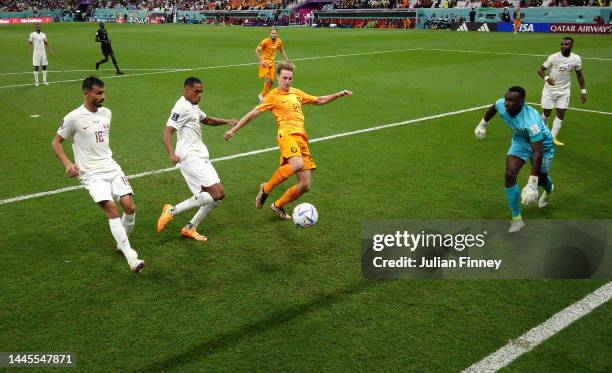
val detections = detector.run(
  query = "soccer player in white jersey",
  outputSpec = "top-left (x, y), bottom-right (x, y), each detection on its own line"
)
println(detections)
top-left (51, 77), bottom-right (145, 273)
top-left (537, 37), bottom-right (587, 146)
top-left (28, 24), bottom-right (54, 86)
top-left (157, 77), bottom-right (238, 241)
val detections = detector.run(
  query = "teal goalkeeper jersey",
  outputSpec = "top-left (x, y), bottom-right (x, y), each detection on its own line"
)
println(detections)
top-left (495, 98), bottom-right (554, 149)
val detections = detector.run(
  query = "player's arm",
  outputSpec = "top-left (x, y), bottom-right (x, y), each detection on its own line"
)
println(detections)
top-left (278, 45), bottom-right (290, 63)
top-left (576, 69), bottom-right (587, 104)
top-left (474, 104), bottom-right (497, 140)
top-left (51, 134), bottom-right (79, 177)
top-left (537, 65), bottom-right (554, 86)
top-left (223, 108), bottom-right (262, 140)
top-left (202, 116), bottom-right (238, 126)
top-left (44, 39), bottom-right (55, 55)
top-left (255, 45), bottom-right (266, 66)
top-left (95, 33), bottom-right (100, 43)
top-left (28, 40), bottom-right (33, 54)
top-left (162, 126), bottom-right (181, 165)
top-left (315, 90), bottom-right (352, 105)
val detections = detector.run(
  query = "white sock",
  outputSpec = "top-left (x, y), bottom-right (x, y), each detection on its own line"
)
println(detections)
top-left (109, 218), bottom-right (138, 261)
top-left (42, 70), bottom-right (47, 82)
top-left (189, 200), bottom-right (221, 227)
top-left (121, 212), bottom-right (135, 234)
top-left (172, 191), bottom-right (214, 215)
top-left (551, 117), bottom-right (563, 137)
top-left (33, 71), bottom-right (39, 83)
top-left (541, 114), bottom-right (548, 125)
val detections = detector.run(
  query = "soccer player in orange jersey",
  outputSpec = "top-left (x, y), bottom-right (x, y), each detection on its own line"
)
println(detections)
top-left (513, 8), bottom-right (522, 34)
top-left (224, 62), bottom-right (352, 220)
top-left (256, 28), bottom-right (291, 103)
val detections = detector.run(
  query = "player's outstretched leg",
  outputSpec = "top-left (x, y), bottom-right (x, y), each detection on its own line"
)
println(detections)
top-left (181, 184), bottom-right (224, 241)
top-left (271, 170), bottom-right (311, 220)
top-left (257, 163), bottom-right (295, 209)
top-left (157, 190), bottom-right (215, 232)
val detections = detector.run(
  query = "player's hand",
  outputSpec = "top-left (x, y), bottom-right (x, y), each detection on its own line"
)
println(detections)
top-left (224, 130), bottom-right (235, 141)
top-left (65, 164), bottom-right (79, 178)
top-left (260, 61), bottom-right (268, 67)
top-left (285, 58), bottom-right (292, 64)
top-left (169, 155), bottom-right (181, 165)
top-left (474, 121), bottom-right (488, 140)
top-left (545, 77), bottom-right (555, 86)
top-left (521, 175), bottom-right (539, 205)
top-left (227, 119), bottom-right (238, 126)
top-left (581, 93), bottom-right (587, 104)
top-left (338, 90), bottom-right (353, 97)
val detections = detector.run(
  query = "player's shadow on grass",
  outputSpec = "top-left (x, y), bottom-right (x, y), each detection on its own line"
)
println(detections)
top-left (139, 280), bottom-right (374, 371)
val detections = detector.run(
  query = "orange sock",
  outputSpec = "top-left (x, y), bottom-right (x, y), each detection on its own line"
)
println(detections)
top-left (275, 185), bottom-right (302, 208)
top-left (263, 164), bottom-right (294, 193)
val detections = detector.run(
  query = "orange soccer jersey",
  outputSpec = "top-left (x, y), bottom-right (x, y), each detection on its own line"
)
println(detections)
top-left (256, 87), bottom-right (318, 138)
top-left (258, 37), bottom-right (282, 64)
top-left (258, 37), bottom-right (282, 80)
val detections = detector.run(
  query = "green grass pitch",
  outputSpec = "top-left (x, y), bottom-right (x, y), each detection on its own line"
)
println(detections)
top-left (0, 23), bottom-right (611, 371)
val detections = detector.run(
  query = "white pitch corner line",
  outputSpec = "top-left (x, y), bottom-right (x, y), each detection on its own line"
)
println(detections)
top-left (0, 103), bottom-right (488, 206)
top-left (463, 281), bottom-right (612, 373)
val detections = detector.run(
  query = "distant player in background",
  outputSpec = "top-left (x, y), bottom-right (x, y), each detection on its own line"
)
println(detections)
top-left (224, 62), bottom-right (352, 220)
top-left (474, 86), bottom-right (555, 233)
top-left (537, 37), bottom-right (587, 146)
top-left (51, 77), bottom-right (145, 272)
top-left (28, 24), bottom-right (54, 86)
top-left (513, 7), bottom-right (522, 34)
top-left (157, 77), bottom-right (238, 241)
top-left (95, 22), bottom-right (124, 75)
top-left (256, 28), bottom-right (291, 103)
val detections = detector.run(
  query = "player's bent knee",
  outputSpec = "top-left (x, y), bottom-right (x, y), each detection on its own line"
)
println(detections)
top-left (100, 201), bottom-right (120, 218)
top-left (298, 183), bottom-right (311, 193)
top-left (42, 65), bottom-right (47, 71)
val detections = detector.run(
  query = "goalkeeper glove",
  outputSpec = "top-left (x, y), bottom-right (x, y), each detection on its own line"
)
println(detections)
top-left (521, 175), bottom-right (539, 205)
top-left (475, 119), bottom-right (488, 140)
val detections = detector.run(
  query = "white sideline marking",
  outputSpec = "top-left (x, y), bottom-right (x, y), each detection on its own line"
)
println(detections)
top-left (528, 102), bottom-right (612, 116)
top-left (0, 68), bottom-right (178, 76)
top-left (0, 48), bottom-right (419, 89)
top-left (0, 103), bottom-right (488, 206)
top-left (418, 48), bottom-right (612, 62)
top-left (463, 281), bottom-right (612, 372)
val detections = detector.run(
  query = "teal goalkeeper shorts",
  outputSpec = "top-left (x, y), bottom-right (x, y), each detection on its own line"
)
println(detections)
top-left (508, 139), bottom-right (554, 174)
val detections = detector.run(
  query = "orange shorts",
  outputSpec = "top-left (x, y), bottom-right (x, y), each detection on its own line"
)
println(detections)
top-left (258, 64), bottom-right (275, 80)
top-left (277, 133), bottom-right (316, 171)
top-left (514, 20), bottom-right (521, 27)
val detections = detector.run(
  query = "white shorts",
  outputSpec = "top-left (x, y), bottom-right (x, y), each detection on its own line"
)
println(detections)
top-left (541, 90), bottom-right (570, 110)
top-left (179, 158), bottom-right (220, 194)
top-left (81, 168), bottom-right (133, 203)
top-left (33, 54), bottom-right (48, 67)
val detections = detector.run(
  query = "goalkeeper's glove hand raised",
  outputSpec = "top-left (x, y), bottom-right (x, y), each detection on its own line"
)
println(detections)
top-left (475, 119), bottom-right (488, 140)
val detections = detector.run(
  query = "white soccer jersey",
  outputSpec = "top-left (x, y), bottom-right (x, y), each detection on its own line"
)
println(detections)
top-left (57, 105), bottom-right (119, 176)
top-left (166, 96), bottom-right (209, 162)
top-left (542, 52), bottom-right (582, 93)
top-left (29, 32), bottom-right (47, 56)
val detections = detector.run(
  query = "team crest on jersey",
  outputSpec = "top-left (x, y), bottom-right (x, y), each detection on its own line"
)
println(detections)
top-left (529, 124), bottom-right (541, 135)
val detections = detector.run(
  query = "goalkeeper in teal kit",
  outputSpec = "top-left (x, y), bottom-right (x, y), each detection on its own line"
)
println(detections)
top-left (474, 86), bottom-right (555, 233)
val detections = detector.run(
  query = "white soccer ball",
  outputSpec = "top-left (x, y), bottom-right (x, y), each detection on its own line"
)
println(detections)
top-left (292, 203), bottom-right (318, 228)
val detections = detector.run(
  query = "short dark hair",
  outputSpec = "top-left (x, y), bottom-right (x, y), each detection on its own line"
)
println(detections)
top-left (270, 28), bottom-right (278, 33)
top-left (184, 77), bottom-right (202, 87)
top-left (563, 36), bottom-right (574, 43)
top-left (82, 76), bottom-right (104, 91)
top-left (508, 86), bottom-right (526, 99)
